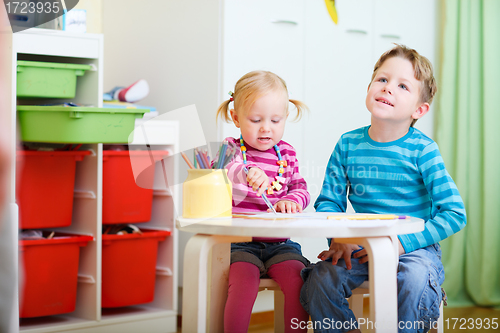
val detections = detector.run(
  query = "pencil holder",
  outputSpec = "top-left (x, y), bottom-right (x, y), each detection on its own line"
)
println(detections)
top-left (182, 169), bottom-right (232, 218)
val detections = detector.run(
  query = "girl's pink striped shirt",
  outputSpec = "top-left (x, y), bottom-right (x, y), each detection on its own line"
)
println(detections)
top-left (222, 137), bottom-right (310, 241)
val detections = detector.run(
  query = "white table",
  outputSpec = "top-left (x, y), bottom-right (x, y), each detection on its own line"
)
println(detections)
top-left (177, 212), bottom-right (424, 333)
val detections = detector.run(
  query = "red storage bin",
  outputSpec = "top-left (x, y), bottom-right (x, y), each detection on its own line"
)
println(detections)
top-left (16, 150), bottom-right (91, 229)
top-left (101, 229), bottom-right (171, 308)
top-left (102, 150), bottom-right (168, 224)
top-left (19, 233), bottom-right (93, 318)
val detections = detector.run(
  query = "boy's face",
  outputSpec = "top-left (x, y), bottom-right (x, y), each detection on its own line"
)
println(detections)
top-left (366, 57), bottom-right (429, 126)
top-left (230, 90), bottom-right (288, 151)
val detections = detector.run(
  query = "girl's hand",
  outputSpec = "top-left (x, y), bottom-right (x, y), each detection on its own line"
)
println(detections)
top-left (271, 200), bottom-right (302, 214)
top-left (317, 241), bottom-right (361, 270)
top-left (246, 167), bottom-right (269, 196)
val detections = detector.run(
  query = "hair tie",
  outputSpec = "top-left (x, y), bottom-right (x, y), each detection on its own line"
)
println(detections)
top-left (228, 91), bottom-right (234, 102)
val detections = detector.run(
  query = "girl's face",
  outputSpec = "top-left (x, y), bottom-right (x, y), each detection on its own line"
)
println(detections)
top-left (231, 90), bottom-right (289, 151)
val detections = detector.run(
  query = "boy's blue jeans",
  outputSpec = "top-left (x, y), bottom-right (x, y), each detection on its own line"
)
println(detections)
top-left (300, 243), bottom-right (444, 333)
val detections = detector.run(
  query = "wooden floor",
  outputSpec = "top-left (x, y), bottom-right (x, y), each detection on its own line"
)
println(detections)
top-left (177, 302), bottom-right (500, 332)
top-left (246, 305), bottom-right (500, 333)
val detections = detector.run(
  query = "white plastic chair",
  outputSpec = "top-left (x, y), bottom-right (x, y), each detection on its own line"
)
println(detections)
top-left (258, 278), bottom-right (285, 333)
top-left (348, 281), bottom-right (444, 333)
top-left (259, 278), bottom-right (444, 333)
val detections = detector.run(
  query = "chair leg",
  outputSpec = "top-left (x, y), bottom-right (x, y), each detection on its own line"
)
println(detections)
top-left (438, 301), bottom-right (444, 333)
top-left (274, 289), bottom-right (285, 333)
top-left (429, 301), bottom-right (444, 333)
top-left (349, 293), bottom-right (444, 333)
top-left (348, 293), bottom-right (365, 322)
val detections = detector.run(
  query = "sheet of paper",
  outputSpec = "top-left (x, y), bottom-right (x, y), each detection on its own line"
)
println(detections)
top-left (232, 212), bottom-right (399, 228)
top-left (232, 212), bottom-right (324, 219)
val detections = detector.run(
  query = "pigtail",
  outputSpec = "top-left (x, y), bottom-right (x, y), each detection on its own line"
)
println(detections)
top-left (216, 99), bottom-right (233, 123)
top-left (289, 99), bottom-right (309, 122)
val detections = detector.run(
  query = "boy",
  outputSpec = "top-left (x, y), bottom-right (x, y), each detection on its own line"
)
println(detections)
top-left (300, 45), bottom-right (466, 333)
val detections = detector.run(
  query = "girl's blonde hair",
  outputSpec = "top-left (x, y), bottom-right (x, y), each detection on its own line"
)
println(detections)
top-left (216, 70), bottom-right (308, 123)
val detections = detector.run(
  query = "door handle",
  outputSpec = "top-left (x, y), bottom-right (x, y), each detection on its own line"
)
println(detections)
top-left (271, 20), bottom-right (298, 25)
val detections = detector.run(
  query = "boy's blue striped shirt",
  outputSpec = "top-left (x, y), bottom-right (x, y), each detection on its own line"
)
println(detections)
top-left (315, 126), bottom-right (466, 253)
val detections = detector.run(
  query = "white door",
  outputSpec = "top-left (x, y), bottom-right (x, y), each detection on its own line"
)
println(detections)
top-left (221, 0), bottom-right (306, 160)
top-left (303, 0), bottom-right (374, 207)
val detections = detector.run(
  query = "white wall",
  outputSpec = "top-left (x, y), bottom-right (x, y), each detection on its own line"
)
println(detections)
top-left (102, 0), bottom-right (223, 315)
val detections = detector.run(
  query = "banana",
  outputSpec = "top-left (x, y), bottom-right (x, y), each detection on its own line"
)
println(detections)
top-left (325, 0), bottom-right (338, 24)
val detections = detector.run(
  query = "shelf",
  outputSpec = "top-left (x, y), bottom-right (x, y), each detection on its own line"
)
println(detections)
top-left (11, 30), bottom-right (178, 333)
top-left (14, 29), bottom-right (102, 59)
top-left (19, 309), bottom-right (177, 333)
top-left (101, 307), bottom-right (176, 322)
top-left (100, 308), bottom-right (177, 333)
top-left (19, 315), bottom-right (96, 332)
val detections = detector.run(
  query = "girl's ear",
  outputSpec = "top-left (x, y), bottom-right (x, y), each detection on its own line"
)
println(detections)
top-left (412, 103), bottom-right (430, 120)
top-left (230, 109), bottom-right (241, 128)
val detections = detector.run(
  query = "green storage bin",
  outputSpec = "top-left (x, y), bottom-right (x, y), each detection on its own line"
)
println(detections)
top-left (17, 106), bottom-right (149, 143)
top-left (17, 61), bottom-right (93, 99)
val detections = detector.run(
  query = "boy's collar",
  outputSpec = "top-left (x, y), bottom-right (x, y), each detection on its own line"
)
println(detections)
top-left (365, 126), bottom-right (414, 147)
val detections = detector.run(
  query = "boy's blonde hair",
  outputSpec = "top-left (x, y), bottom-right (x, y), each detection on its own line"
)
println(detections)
top-left (216, 70), bottom-right (308, 123)
top-left (371, 44), bottom-right (437, 127)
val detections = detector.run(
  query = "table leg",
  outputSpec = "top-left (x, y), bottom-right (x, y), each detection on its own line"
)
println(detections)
top-left (337, 236), bottom-right (398, 332)
top-left (182, 234), bottom-right (251, 333)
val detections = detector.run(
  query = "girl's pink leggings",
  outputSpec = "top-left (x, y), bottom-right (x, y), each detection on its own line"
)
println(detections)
top-left (224, 260), bottom-right (309, 333)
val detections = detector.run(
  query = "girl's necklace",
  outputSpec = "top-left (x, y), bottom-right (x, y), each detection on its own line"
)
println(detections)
top-left (239, 135), bottom-right (287, 194)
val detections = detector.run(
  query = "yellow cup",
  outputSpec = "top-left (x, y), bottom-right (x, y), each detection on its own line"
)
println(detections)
top-left (182, 169), bottom-right (232, 218)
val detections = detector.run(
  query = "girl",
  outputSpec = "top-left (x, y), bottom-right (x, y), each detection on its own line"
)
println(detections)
top-left (216, 70), bottom-right (310, 332)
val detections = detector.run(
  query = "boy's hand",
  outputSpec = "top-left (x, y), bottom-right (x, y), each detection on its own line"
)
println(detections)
top-left (271, 200), bottom-right (302, 214)
top-left (246, 167), bottom-right (270, 196)
top-left (352, 248), bottom-right (368, 263)
top-left (317, 241), bottom-right (361, 270)
top-left (352, 238), bottom-right (406, 263)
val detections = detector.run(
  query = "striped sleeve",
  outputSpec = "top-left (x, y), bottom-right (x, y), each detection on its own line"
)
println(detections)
top-left (314, 137), bottom-right (348, 213)
top-left (224, 138), bottom-right (310, 213)
top-left (397, 142), bottom-right (467, 253)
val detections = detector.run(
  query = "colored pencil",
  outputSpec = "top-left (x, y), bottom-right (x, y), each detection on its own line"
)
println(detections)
top-left (217, 140), bottom-right (228, 169)
top-left (181, 152), bottom-right (194, 169)
top-left (195, 150), bottom-right (206, 169)
top-left (327, 214), bottom-right (409, 220)
top-left (201, 149), bottom-right (210, 169)
top-left (222, 146), bottom-right (235, 168)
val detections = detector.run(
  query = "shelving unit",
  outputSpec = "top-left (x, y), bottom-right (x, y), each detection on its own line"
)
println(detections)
top-left (8, 29), bottom-right (178, 333)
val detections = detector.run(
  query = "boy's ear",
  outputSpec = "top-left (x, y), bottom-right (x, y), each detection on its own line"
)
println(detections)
top-left (230, 109), bottom-right (241, 128)
top-left (412, 103), bottom-right (430, 120)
